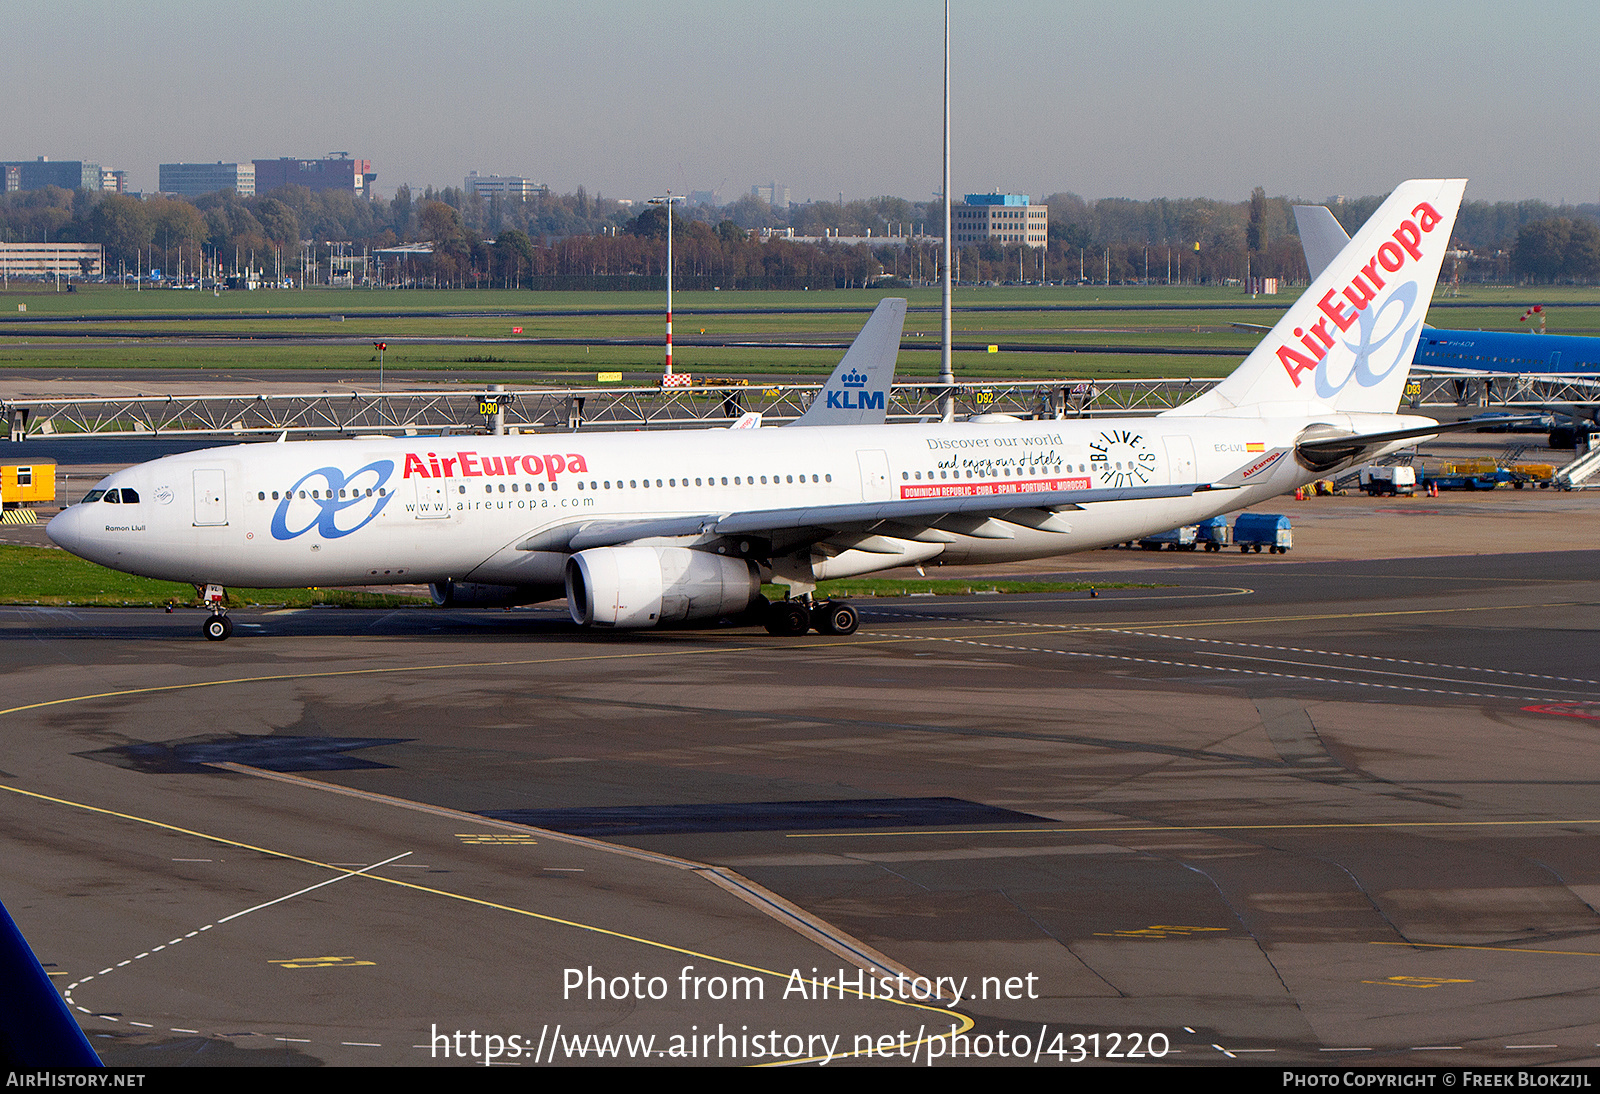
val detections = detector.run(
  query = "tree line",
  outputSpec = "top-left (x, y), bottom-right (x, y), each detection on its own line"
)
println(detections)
top-left (2, 180), bottom-right (1598, 287)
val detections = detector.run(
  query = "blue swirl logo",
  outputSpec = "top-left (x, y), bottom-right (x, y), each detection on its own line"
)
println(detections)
top-left (270, 460), bottom-right (394, 541)
top-left (1314, 281), bottom-right (1421, 399)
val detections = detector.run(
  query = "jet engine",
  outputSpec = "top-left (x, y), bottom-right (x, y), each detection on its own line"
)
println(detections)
top-left (565, 546), bottom-right (761, 628)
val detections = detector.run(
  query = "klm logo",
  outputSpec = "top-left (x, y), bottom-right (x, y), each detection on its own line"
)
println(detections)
top-left (825, 369), bottom-right (884, 410)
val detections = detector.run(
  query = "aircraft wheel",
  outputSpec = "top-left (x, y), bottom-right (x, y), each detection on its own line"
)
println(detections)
top-left (814, 601), bottom-right (859, 636)
top-left (203, 616), bottom-right (233, 641)
top-left (764, 600), bottom-right (811, 637)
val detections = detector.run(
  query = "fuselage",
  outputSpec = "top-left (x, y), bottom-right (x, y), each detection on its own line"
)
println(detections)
top-left (46, 412), bottom-right (1394, 595)
top-left (1415, 328), bottom-right (1600, 375)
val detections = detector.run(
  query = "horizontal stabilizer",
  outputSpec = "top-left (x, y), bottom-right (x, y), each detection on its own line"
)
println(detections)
top-left (1293, 415), bottom-right (1540, 469)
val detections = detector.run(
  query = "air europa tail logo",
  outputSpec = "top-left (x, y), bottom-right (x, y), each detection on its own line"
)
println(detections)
top-left (1277, 201), bottom-right (1445, 390)
top-left (402, 450), bottom-right (589, 481)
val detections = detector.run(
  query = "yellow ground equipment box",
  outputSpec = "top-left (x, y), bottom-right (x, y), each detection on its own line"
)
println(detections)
top-left (2, 462), bottom-right (56, 507)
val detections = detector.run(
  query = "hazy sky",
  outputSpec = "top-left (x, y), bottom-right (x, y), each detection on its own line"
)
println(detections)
top-left (12, 1), bottom-right (1599, 206)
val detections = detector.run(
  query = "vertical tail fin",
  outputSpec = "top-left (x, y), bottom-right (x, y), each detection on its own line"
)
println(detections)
top-left (1174, 179), bottom-right (1465, 417)
top-left (790, 297), bottom-right (905, 427)
top-left (1293, 204), bottom-right (1351, 280)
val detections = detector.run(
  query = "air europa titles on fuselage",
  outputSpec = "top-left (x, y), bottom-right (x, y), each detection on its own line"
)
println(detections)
top-left (402, 449), bottom-right (590, 482)
top-left (1276, 201), bottom-right (1445, 388)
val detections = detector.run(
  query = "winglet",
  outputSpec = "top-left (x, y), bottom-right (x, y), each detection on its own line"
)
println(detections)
top-left (790, 297), bottom-right (905, 427)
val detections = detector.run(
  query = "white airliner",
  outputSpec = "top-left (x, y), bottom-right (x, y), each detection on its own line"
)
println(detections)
top-left (50, 179), bottom-right (1468, 640)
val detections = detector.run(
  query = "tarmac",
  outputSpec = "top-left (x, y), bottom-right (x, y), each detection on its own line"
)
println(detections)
top-left (3, 437), bottom-right (1600, 1064)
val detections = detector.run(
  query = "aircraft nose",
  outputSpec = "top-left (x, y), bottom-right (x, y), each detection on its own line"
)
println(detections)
top-left (46, 505), bottom-right (87, 556)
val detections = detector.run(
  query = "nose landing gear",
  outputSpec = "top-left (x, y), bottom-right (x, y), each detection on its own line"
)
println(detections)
top-left (198, 583), bottom-right (232, 641)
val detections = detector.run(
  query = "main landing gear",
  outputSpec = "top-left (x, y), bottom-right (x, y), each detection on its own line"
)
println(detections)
top-left (763, 597), bottom-right (859, 637)
top-left (198, 583), bottom-right (232, 641)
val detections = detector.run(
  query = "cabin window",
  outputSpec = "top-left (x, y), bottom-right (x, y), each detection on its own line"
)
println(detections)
top-left (258, 491), bottom-right (266, 500)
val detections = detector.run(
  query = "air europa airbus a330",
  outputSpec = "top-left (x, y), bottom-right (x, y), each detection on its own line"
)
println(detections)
top-left (50, 179), bottom-right (1469, 641)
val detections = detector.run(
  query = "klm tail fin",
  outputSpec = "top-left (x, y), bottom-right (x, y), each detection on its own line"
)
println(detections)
top-left (790, 297), bottom-right (905, 427)
top-left (1174, 179), bottom-right (1465, 417)
top-left (1293, 204), bottom-right (1351, 280)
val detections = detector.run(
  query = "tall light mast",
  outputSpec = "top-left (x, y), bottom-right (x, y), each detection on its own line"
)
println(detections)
top-left (940, 0), bottom-right (954, 421)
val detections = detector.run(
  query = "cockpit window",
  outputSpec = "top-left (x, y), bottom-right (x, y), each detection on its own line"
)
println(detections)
top-left (82, 489), bottom-right (106, 503)
top-left (103, 489), bottom-right (121, 504)
top-left (118, 488), bottom-right (139, 504)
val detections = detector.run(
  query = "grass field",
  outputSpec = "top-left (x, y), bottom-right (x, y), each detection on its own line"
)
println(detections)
top-left (0, 544), bottom-right (1151, 608)
top-left (3, 283), bottom-right (1597, 384)
top-left (0, 545), bottom-right (426, 608)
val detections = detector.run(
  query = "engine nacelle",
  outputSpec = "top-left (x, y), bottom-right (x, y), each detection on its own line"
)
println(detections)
top-left (430, 579), bottom-right (552, 608)
top-left (565, 547), bottom-right (761, 629)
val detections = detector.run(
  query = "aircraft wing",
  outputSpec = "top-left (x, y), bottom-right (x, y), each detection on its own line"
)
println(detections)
top-left (528, 479), bottom-right (1209, 555)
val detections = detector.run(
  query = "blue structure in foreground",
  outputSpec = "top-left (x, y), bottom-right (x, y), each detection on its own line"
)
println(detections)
top-left (0, 898), bottom-right (101, 1067)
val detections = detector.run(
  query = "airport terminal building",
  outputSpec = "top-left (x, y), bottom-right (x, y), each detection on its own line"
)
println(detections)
top-left (0, 242), bottom-right (103, 278)
top-left (954, 193), bottom-right (1047, 247)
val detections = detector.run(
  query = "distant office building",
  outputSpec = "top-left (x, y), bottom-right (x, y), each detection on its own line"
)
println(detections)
top-left (954, 193), bottom-right (1047, 248)
top-left (0, 158), bottom-right (102, 193)
top-left (253, 154), bottom-right (374, 195)
top-left (464, 172), bottom-right (549, 199)
top-left (687, 189), bottom-right (719, 207)
top-left (159, 162), bottom-right (255, 198)
top-left (0, 243), bottom-right (103, 278)
top-left (752, 182), bottom-right (790, 207)
top-left (100, 169), bottom-right (130, 194)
